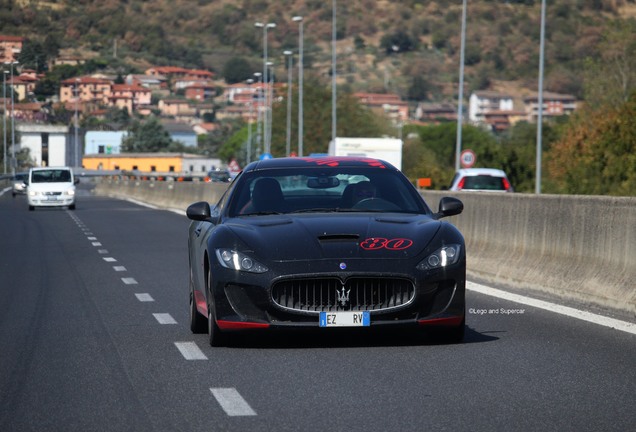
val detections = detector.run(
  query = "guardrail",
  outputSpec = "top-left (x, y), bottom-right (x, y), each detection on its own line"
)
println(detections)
top-left (94, 178), bottom-right (636, 319)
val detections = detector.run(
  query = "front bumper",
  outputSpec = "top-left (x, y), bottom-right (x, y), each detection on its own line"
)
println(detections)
top-left (208, 264), bottom-right (466, 330)
top-left (28, 196), bottom-right (75, 207)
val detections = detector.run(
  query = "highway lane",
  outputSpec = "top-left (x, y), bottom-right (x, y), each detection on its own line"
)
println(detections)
top-left (1, 190), bottom-right (634, 432)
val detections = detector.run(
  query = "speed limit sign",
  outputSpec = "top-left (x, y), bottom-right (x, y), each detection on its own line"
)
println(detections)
top-left (460, 149), bottom-right (476, 168)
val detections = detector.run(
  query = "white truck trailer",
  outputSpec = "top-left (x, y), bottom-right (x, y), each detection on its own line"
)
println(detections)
top-left (328, 137), bottom-right (403, 170)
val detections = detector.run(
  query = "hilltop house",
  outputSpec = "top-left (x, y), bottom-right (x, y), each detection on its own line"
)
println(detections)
top-left (0, 35), bottom-right (23, 63)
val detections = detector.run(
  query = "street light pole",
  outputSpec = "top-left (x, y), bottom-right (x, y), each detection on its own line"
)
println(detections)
top-left (254, 72), bottom-right (262, 157)
top-left (266, 61), bottom-right (274, 155)
top-left (255, 22), bottom-right (276, 155)
top-left (283, 51), bottom-right (293, 157)
top-left (74, 78), bottom-right (80, 168)
top-left (292, 16), bottom-right (304, 157)
top-left (455, 0), bottom-right (467, 172)
top-left (246, 78), bottom-right (254, 164)
top-left (331, 1), bottom-right (337, 143)
top-left (9, 61), bottom-right (18, 176)
top-left (3, 70), bottom-right (8, 175)
top-left (536, 0), bottom-right (547, 194)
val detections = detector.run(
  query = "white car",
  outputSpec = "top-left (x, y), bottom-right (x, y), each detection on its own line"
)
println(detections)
top-left (449, 168), bottom-right (514, 192)
top-left (26, 167), bottom-right (79, 210)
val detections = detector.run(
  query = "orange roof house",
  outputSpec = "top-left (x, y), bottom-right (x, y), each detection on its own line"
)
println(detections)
top-left (0, 35), bottom-right (23, 63)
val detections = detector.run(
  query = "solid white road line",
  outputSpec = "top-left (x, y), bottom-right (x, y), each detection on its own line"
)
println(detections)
top-left (210, 388), bottom-right (257, 416)
top-left (121, 277), bottom-right (138, 285)
top-left (175, 342), bottom-right (208, 360)
top-left (467, 281), bottom-right (636, 335)
top-left (135, 293), bottom-right (154, 302)
top-left (153, 313), bottom-right (177, 325)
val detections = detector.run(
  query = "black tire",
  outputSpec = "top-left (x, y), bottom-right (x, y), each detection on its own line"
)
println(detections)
top-left (444, 317), bottom-right (465, 343)
top-left (207, 268), bottom-right (227, 347)
top-left (208, 308), bottom-right (227, 347)
top-left (69, 204), bottom-right (76, 210)
top-left (28, 205), bottom-right (34, 211)
top-left (189, 281), bottom-right (207, 334)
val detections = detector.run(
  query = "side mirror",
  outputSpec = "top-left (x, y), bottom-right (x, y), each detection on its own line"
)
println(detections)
top-left (186, 201), bottom-right (213, 222)
top-left (74, 178), bottom-right (80, 185)
top-left (434, 197), bottom-right (463, 219)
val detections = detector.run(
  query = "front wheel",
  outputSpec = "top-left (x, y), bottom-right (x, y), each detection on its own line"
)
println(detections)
top-left (189, 285), bottom-right (207, 334)
top-left (207, 268), bottom-right (228, 347)
top-left (208, 308), bottom-right (227, 347)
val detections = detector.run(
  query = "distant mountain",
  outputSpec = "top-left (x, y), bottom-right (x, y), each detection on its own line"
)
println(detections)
top-left (4, 0), bottom-right (634, 102)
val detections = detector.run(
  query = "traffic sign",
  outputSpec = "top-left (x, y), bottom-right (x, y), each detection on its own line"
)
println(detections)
top-left (460, 149), bottom-right (476, 168)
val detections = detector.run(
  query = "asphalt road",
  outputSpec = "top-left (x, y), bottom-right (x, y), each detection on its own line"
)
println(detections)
top-left (1, 189), bottom-right (634, 432)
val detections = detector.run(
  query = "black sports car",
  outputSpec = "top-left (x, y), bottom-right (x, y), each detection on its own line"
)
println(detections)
top-left (186, 156), bottom-right (466, 346)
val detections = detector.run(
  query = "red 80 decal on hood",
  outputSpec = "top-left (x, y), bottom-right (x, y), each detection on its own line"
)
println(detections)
top-left (360, 238), bottom-right (413, 250)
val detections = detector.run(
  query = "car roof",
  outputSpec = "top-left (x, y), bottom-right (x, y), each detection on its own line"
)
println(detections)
top-left (30, 166), bottom-right (72, 171)
top-left (456, 168), bottom-right (507, 176)
top-left (243, 156), bottom-right (397, 172)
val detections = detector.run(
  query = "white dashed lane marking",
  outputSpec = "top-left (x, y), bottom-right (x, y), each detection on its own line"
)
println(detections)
top-left (210, 388), bottom-right (257, 416)
top-left (121, 277), bottom-right (138, 285)
top-left (113, 266), bottom-right (127, 272)
top-left (153, 313), bottom-right (177, 325)
top-left (91, 242), bottom-right (102, 247)
top-left (135, 293), bottom-right (154, 302)
top-left (174, 342), bottom-right (208, 360)
top-left (103, 257), bottom-right (117, 262)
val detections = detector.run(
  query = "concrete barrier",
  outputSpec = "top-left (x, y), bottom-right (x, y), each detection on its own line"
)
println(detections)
top-left (422, 191), bottom-right (636, 318)
top-left (94, 179), bottom-right (636, 318)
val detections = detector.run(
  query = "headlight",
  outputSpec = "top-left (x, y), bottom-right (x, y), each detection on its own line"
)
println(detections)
top-left (66, 189), bottom-right (75, 196)
top-left (417, 244), bottom-right (462, 270)
top-left (28, 190), bottom-right (38, 197)
top-left (215, 249), bottom-right (268, 273)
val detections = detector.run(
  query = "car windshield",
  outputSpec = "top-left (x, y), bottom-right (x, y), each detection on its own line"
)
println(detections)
top-left (31, 169), bottom-right (72, 183)
top-left (462, 175), bottom-right (506, 190)
top-left (228, 166), bottom-right (429, 217)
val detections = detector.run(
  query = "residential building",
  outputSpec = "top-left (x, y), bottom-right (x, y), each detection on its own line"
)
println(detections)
top-left (126, 74), bottom-right (168, 91)
top-left (184, 83), bottom-right (216, 101)
top-left (353, 92), bottom-right (409, 122)
top-left (414, 102), bottom-right (457, 123)
top-left (468, 91), bottom-right (514, 123)
top-left (0, 35), bottom-right (23, 63)
top-left (523, 92), bottom-right (577, 122)
top-left (107, 84), bottom-right (152, 113)
top-left (158, 99), bottom-right (196, 117)
top-left (60, 76), bottom-right (112, 104)
top-left (161, 120), bottom-right (198, 147)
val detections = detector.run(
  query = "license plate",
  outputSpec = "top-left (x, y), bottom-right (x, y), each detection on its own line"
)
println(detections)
top-left (45, 196), bottom-right (58, 201)
top-left (319, 311), bottom-right (370, 327)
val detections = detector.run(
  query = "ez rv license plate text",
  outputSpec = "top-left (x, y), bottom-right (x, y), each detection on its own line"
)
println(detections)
top-left (319, 311), bottom-right (370, 327)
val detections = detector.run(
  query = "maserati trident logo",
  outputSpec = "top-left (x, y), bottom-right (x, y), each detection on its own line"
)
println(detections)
top-left (337, 286), bottom-right (350, 307)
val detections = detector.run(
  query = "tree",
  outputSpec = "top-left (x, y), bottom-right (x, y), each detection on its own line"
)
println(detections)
top-left (583, 19), bottom-right (636, 109)
top-left (17, 39), bottom-right (48, 73)
top-left (222, 57), bottom-right (254, 84)
top-left (546, 92), bottom-right (636, 196)
top-left (121, 117), bottom-right (174, 152)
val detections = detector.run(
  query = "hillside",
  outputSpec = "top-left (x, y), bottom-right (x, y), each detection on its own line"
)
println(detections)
top-left (3, 0), bottom-right (635, 102)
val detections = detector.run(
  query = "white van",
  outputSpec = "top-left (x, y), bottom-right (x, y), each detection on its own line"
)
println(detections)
top-left (26, 166), bottom-right (79, 210)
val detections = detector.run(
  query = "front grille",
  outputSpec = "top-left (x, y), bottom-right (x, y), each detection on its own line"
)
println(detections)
top-left (44, 192), bottom-right (62, 196)
top-left (271, 277), bottom-right (414, 313)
